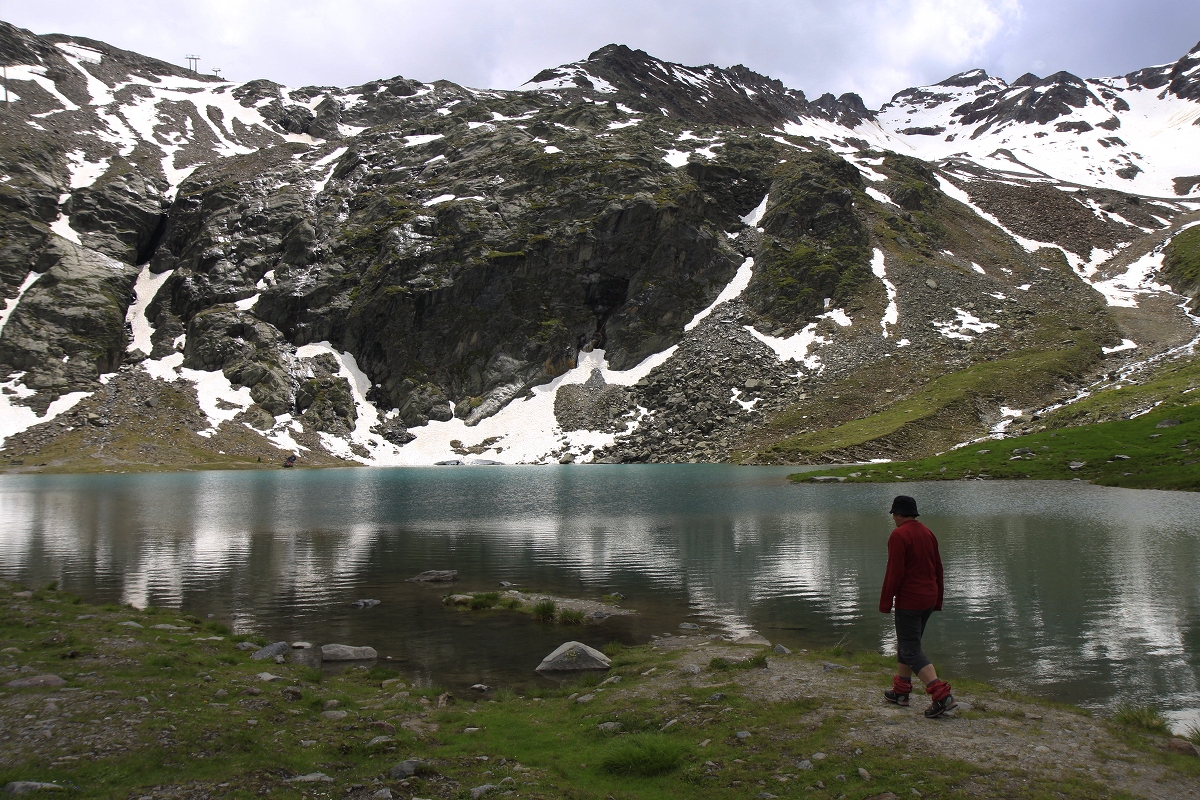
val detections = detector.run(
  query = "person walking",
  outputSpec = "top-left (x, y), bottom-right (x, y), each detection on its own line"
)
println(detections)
top-left (879, 495), bottom-right (957, 718)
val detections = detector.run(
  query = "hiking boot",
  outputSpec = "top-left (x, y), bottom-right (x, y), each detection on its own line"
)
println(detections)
top-left (924, 693), bottom-right (958, 718)
top-left (884, 688), bottom-right (910, 707)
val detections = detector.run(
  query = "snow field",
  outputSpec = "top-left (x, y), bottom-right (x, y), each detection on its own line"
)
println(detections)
top-left (871, 249), bottom-right (899, 337)
top-left (125, 266), bottom-right (174, 353)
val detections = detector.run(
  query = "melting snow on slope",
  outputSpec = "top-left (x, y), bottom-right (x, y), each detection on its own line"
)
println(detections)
top-left (1103, 339), bottom-right (1139, 355)
top-left (126, 266), bottom-right (174, 353)
top-left (662, 149), bottom-right (690, 168)
top-left (391, 347), bottom-right (670, 466)
top-left (871, 249), bottom-right (899, 337)
top-left (0, 373), bottom-right (91, 448)
top-left (744, 308), bottom-right (852, 371)
top-left (0, 272), bottom-right (41, 335)
top-left (741, 194), bottom-right (769, 227)
top-left (685, 257), bottom-right (754, 331)
top-left (1087, 248), bottom-right (1175, 308)
top-left (932, 308), bottom-right (999, 341)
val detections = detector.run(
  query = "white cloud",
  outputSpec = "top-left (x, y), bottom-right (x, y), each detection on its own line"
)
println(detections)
top-left (2, 0), bottom-right (1196, 107)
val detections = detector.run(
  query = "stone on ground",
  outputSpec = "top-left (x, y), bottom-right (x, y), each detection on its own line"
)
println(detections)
top-left (534, 641), bottom-right (611, 672)
top-left (320, 644), bottom-right (378, 661)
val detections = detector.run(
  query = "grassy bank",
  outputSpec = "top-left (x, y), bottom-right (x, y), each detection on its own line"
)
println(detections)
top-left (3, 583), bottom-right (1199, 798)
top-left (793, 398), bottom-right (1200, 491)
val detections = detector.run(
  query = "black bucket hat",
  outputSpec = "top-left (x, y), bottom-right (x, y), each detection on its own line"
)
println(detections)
top-left (889, 495), bottom-right (919, 517)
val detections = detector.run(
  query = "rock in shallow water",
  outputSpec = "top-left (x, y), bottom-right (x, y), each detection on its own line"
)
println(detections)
top-left (407, 570), bottom-right (458, 582)
top-left (534, 641), bottom-right (611, 672)
top-left (320, 644), bottom-right (378, 661)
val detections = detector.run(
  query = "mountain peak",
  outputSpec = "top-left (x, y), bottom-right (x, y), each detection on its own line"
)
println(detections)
top-left (938, 68), bottom-right (991, 88)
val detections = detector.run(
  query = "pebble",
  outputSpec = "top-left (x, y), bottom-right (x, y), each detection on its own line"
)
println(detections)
top-left (699, 739), bottom-right (711, 747)
top-left (812, 752), bottom-right (827, 760)
top-left (576, 693), bottom-right (595, 704)
top-left (323, 699), bottom-right (340, 710)
top-left (736, 731), bottom-right (751, 740)
top-left (371, 721), bottom-right (397, 734)
top-left (389, 760), bottom-right (425, 779)
top-left (680, 664), bottom-right (702, 675)
top-left (773, 644), bottom-right (792, 655)
top-left (372, 790), bottom-right (393, 799)
top-left (797, 759), bottom-right (813, 770)
top-left (300, 740), bottom-right (316, 747)
top-left (597, 722), bottom-right (622, 732)
top-left (251, 642), bottom-right (289, 661)
top-left (12, 591), bottom-right (33, 599)
top-left (291, 642), bottom-right (312, 649)
top-left (679, 622), bottom-right (701, 630)
top-left (368, 736), bottom-right (393, 746)
top-left (255, 672), bottom-right (283, 682)
top-left (234, 642), bottom-right (257, 651)
top-left (322, 709), bottom-right (348, 721)
top-left (470, 684), bottom-right (490, 692)
top-left (858, 767), bottom-right (871, 781)
top-left (470, 785), bottom-right (497, 799)
top-left (661, 718), bottom-right (678, 730)
top-left (118, 621), bottom-right (143, 629)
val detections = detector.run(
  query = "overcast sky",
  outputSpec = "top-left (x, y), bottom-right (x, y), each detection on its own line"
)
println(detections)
top-left (2, 0), bottom-right (1199, 107)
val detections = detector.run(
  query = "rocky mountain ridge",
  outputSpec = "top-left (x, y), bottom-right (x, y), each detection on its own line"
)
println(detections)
top-left (0, 18), bottom-right (1198, 470)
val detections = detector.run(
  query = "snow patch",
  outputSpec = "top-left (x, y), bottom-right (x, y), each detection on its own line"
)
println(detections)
top-left (404, 134), bottom-right (444, 147)
top-left (741, 194), bottom-right (769, 227)
top-left (423, 194), bottom-right (456, 206)
top-left (684, 257), bottom-right (754, 331)
top-left (0, 272), bottom-right (41, 336)
top-left (0, 374), bottom-right (91, 448)
top-left (662, 149), bottom-right (690, 168)
top-left (543, 145), bottom-right (562, 154)
top-left (871, 249), bottom-right (899, 337)
top-left (932, 308), bottom-right (999, 341)
top-left (125, 266), bottom-right (174, 353)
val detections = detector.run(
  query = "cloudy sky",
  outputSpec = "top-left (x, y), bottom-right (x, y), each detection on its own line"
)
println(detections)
top-left (2, 0), bottom-right (1199, 106)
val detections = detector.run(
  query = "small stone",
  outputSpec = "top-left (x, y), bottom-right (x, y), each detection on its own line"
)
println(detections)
top-left (757, 794), bottom-right (778, 799)
top-left (286, 773), bottom-right (333, 783)
top-left (352, 599), bottom-right (381, 608)
top-left (372, 790), bottom-right (393, 800)
top-left (240, 687), bottom-right (263, 696)
top-left (576, 693), bottom-right (595, 704)
top-left (597, 722), bottom-right (623, 732)
top-left (732, 633), bottom-right (771, 646)
top-left (118, 621), bottom-right (143, 629)
top-left (321, 709), bottom-right (348, 721)
top-left (300, 739), bottom-right (316, 747)
top-left (323, 699), bottom-right (340, 711)
top-left (320, 644), bottom-right (378, 661)
top-left (707, 693), bottom-right (726, 702)
top-left (470, 684), bottom-right (490, 692)
top-left (470, 785), bottom-right (497, 799)
top-left (463, 727), bottom-right (480, 733)
top-left (281, 686), bottom-right (302, 701)
top-left (823, 662), bottom-right (843, 671)
top-left (679, 622), bottom-right (700, 630)
top-left (797, 760), bottom-right (812, 770)
top-left (255, 672), bottom-right (283, 682)
top-left (811, 752), bottom-right (827, 760)
top-left (213, 689), bottom-right (229, 698)
top-left (151, 624), bottom-right (189, 631)
top-left (926, 279), bottom-right (938, 289)
top-left (11, 591), bottom-right (33, 599)
top-left (291, 641), bottom-right (312, 649)
top-left (246, 718), bottom-right (258, 726)
top-left (661, 718), bottom-right (678, 730)
top-left (234, 641), bottom-right (257, 651)
top-left (680, 664), bottom-right (701, 675)
top-left (1069, 461), bottom-right (1087, 471)
top-left (865, 794), bottom-right (900, 800)
top-left (736, 731), bottom-right (751, 740)
top-left (371, 721), bottom-right (397, 734)
top-left (4, 675), bottom-right (66, 688)
top-left (699, 738), bottom-right (711, 747)
top-left (437, 692), bottom-right (454, 707)
top-left (773, 644), bottom-right (792, 655)
top-left (1168, 738), bottom-right (1200, 757)
top-left (858, 767), bottom-right (872, 781)
top-left (368, 736), bottom-right (393, 746)
top-left (1034, 745), bottom-right (1049, 753)
top-left (1, 647), bottom-right (20, 654)
top-left (1156, 419), bottom-right (1181, 428)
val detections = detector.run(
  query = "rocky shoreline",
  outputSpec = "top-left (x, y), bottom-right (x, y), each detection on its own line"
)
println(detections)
top-left (2, 581), bottom-right (1198, 799)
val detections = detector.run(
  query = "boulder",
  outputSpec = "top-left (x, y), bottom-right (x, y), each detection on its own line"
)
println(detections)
top-left (732, 633), bottom-right (771, 646)
top-left (1167, 737), bottom-right (1200, 757)
top-left (251, 642), bottom-right (290, 660)
top-left (320, 644), bottom-right (378, 661)
top-left (2, 782), bottom-right (64, 795)
top-left (535, 641), bottom-right (611, 672)
top-left (4, 675), bottom-right (66, 688)
top-left (388, 759), bottom-right (427, 779)
top-left (407, 570), bottom-right (458, 583)
top-left (773, 644), bottom-right (792, 655)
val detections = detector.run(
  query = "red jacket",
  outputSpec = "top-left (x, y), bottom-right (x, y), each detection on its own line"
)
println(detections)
top-left (879, 519), bottom-right (944, 612)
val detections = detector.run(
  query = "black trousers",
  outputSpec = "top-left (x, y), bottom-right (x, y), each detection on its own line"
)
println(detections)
top-left (895, 608), bottom-right (935, 673)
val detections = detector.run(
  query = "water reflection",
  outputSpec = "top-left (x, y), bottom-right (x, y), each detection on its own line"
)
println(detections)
top-left (0, 467), bottom-right (1197, 730)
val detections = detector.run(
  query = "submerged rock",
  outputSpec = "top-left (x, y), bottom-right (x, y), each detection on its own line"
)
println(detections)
top-left (407, 570), bottom-right (458, 583)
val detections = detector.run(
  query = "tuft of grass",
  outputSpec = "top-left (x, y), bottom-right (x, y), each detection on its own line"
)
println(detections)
top-left (532, 600), bottom-right (557, 622)
top-left (1112, 703), bottom-right (1169, 733)
top-left (493, 687), bottom-right (518, 703)
top-left (1184, 724), bottom-right (1200, 745)
top-left (469, 592), bottom-right (500, 610)
top-left (499, 597), bottom-right (522, 610)
top-left (599, 734), bottom-right (689, 777)
top-left (558, 608), bottom-right (586, 625)
top-left (602, 641), bottom-right (625, 657)
top-left (709, 653), bottom-right (767, 671)
top-left (365, 666), bottom-right (400, 681)
top-left (296, 666), bottom-right (323, 684)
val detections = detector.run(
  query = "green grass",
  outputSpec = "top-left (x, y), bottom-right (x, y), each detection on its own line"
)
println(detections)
top-left (1112, 703), bottom-right (1169, 733)
top-left (598, 735), bottom-right (689, 776)
top-left (531, 599), bottom-right (556, 621)
top-left (2, 579), bottom-right (1190, 799)
top-left (558, 608), bottom-right (586, 625)
top-left (767, 338), bottom-right (1099, 460)
top-left (469, 592), bottom-right (501, 610)
top-left (793, 400), bottom-right (1200, 491)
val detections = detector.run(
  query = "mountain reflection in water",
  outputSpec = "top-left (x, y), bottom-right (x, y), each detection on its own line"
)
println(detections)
top-left (0, 466), bottom-right (1197, 731)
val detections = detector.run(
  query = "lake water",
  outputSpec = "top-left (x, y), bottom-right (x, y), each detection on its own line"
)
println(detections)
top-left (1, 466), bottom-right (1197, 732)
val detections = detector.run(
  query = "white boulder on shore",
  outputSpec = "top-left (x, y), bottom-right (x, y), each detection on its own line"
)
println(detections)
top-left (321, 644), bottom-right (378, 661)
top-left (535, 641), bottom-right (610, 672)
